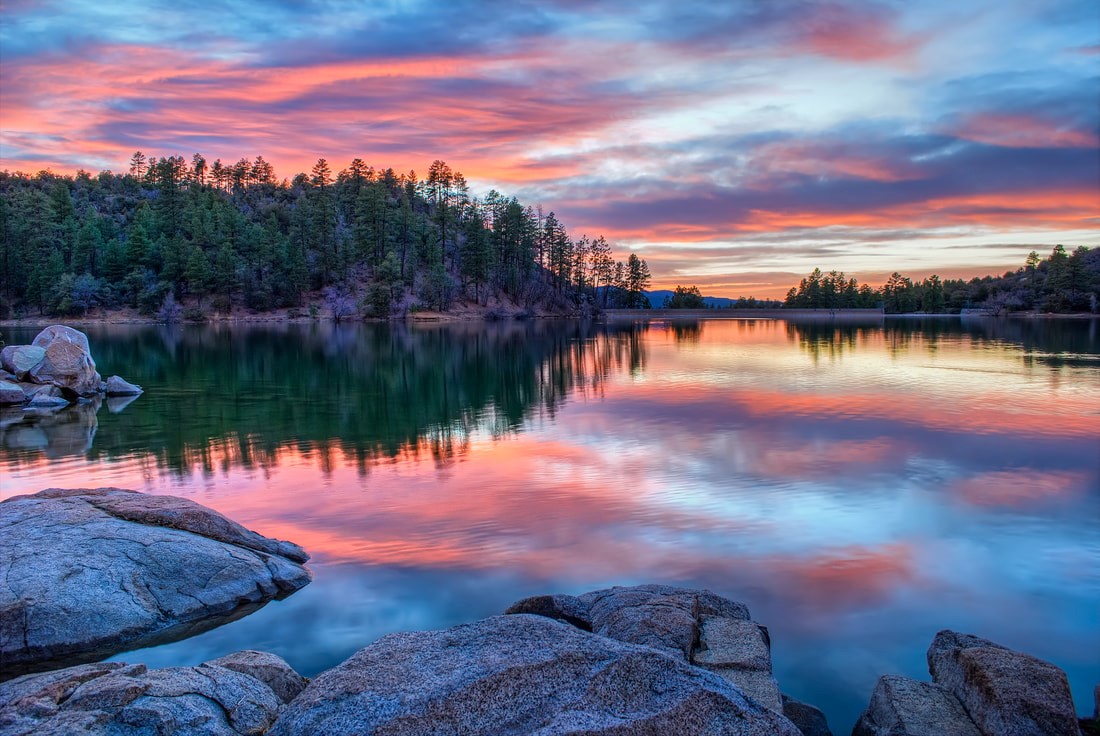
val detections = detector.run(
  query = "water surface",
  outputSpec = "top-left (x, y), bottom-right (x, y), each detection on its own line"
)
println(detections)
top-left (2, 317), bottom-right (1098, 728)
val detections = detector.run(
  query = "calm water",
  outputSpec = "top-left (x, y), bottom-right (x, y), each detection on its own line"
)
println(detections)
top-left (2, 317), bottom-right (1098, 729)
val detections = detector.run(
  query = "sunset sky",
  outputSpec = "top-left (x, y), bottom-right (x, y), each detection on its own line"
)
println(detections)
top-left (2, 1), bottom-right (1098, 297)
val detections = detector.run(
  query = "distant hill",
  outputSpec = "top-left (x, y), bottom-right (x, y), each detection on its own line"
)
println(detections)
top-left (643, 290), bottom-right (733, 309)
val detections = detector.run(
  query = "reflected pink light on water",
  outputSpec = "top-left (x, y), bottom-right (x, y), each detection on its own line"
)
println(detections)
top-left (952, 470), bottom-right (1088, 509)
top-left (2, 319), bottom-right (1097, 727)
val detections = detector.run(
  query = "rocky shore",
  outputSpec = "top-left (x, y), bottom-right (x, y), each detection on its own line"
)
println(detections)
top-left (0, 325), bottom-right (142, 408)
top-left (0, 488), bottom-right (311, 680)
top-left (1, 489), bottom-right (1095, 735)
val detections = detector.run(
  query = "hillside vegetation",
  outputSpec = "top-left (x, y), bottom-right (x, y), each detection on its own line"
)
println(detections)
top-left (784, 246), bottom-right (1099, 314)
top-left (0, 155), bottom-right (651, 320)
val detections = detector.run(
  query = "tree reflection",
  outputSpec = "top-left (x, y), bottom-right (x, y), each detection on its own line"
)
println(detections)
top-left (785, 318), bottom-right (1099, 368)
top-left (0, 321), bottom-right (650, 474)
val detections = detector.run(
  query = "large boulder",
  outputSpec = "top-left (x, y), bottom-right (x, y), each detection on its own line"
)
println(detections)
top-left (27, 339), bottom-right (101, 397)
top-left (0, 652), bottom-right (302, 735)
top-left (852, 674), bottom-right (980, 736)
top-left (0, 345), bottom-right (45, 380)
top-left (31, 324), bottom-right (91, 354)
top-left (0, 488), bottom-right (311, 678)
top-left (927, 630), bottom-right (1079, 736)
top-left (268, 614), bottom-right (802, 736)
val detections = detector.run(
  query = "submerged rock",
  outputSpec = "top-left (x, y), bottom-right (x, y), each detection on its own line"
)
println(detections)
top-left (269, 614), bottom-right (801, 736)
top-left (0, 652), bottom-right (303, 736)
top-left (0, 488), bottom-right (311, 679)
top-left (927, 630), bottom-right (1079, 736)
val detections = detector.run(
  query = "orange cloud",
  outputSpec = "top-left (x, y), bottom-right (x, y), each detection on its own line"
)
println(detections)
top-left (951, 113), bottom-right (1100, 150)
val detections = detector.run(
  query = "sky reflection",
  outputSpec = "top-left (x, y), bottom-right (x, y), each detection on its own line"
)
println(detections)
top-left (1, 318), bottom-right (1098, 728)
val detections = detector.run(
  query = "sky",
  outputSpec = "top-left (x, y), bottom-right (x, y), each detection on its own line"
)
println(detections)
top-left (1, 0), bottom-right (1098, 297)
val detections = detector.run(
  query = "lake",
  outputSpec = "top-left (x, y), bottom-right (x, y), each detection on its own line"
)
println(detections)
top-left (2, 316), bottom-right (1098, 729)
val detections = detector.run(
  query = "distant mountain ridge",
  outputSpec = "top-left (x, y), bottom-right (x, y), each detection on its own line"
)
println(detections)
top-left (642, 290), bottom-right (733, 309)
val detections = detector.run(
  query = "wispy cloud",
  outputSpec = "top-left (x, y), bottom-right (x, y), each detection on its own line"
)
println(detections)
top-left (1, 0), bottom-right (1097, 295)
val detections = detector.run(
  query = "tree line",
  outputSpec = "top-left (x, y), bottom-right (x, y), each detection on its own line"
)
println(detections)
top-left (784, 245), bottom-right (1099, 314)
top-left (0, 155), bottom-right (651, 319)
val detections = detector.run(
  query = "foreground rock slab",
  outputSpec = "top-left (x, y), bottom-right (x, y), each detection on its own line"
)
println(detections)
top-left (269, 614), bottom-right (801, 736)
top-left (0, 651), bottom-right (305, 736)
top-left (927, 630), bottom-right (1079, 736)
top-left (0, 488), bottom-right (311, 679)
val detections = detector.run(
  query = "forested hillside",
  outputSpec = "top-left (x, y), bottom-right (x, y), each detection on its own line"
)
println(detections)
top-left (0, 155), bottom-right (651, 319)
top-left (785, 245), bottom-right (1100, 314)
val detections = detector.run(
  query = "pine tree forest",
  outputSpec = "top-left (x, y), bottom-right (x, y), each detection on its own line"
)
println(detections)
top-left (0, 155), bottom-right (652, 319)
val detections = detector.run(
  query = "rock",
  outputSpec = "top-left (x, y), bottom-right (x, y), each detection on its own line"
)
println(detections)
top-left (27, 339), bottom-right (100, 398)
top-left (0, 488), bottom-right (311, 678)
top-left (579, 583), bottom-right (750, 660)
top-left (503, 593), bottom-right (592, 630)
top-left (26, 386), bottom-right (69, 407)
top-left (15, 382), bottom-right (47, 399)
top-left (104, 375), bottom-right (143, 396)
top-left (0, 380), bottom-right (23, 405)
top-left (0, 654), bottom-right (294, 735)
top-left (31, 324), bottom-right (91, 354)
top-left (852, 674), bottom-right (980, 736)
top-left (781, 693), bottom-right (832, 736)
top-left (0, 345), bottom-right (45, 380)
top-left (268, 614), bottom-right (801, 736)
top-left (693, 615), bottom-right (781, 712)
top-left (205, 650), bottom-right (308, 704)
top-left (927, 630), bottom-right (1078, 736)
top-left (507, 584), bottom-right (790, 714)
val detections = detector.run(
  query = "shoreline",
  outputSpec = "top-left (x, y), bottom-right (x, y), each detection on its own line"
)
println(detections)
top-left (2, 308), bottom-right (1097, 329)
